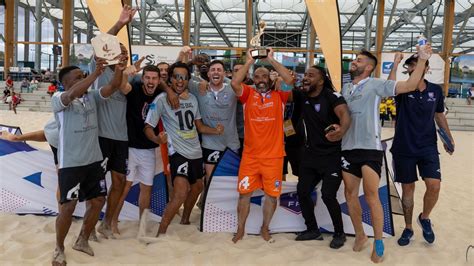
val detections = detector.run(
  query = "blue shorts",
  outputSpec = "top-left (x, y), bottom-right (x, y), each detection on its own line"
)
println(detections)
top-left (393, 153), bottom-right (441, 184)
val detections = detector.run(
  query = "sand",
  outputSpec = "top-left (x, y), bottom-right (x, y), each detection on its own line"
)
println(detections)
top-left (0, 110), bottom-right (473, 265)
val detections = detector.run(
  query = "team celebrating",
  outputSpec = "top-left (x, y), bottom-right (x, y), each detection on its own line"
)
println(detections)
top-left (0, 5), bottom-right (455, 266)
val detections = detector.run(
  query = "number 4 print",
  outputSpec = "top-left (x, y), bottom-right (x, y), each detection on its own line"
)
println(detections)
top-left (239, 176), bottom-right (250, 190)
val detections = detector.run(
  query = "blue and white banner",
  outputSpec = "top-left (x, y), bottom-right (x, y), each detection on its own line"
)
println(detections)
top-left (0, 129), bottom-right (168, 221)
top-left (201, 141), bottom-right (395, 237)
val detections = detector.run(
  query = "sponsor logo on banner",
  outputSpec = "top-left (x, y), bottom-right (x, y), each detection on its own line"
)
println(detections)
top-left (279, 191), bottom-right (317, 215)
top-left (382, 62), bottom-right (394, 74)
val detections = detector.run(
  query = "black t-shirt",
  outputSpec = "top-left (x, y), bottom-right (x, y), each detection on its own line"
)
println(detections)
top-left (284, 92), bottom-right (304, 147)
top-left (294, 88), bottom-right (346, 157)
top-left (126, 81), bottom-right (162, 149)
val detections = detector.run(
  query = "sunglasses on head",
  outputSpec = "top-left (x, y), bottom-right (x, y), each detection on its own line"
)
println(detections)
top-left (173, 74), bottom-right (189, 81)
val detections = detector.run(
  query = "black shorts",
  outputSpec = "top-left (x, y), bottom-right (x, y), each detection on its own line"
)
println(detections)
top-left (50, 145), bottom-right (58, 165)
top-left (393, 153), bottom-right (441, 184)
top-left (283, 145), bottom-right (303, 177)
top-left (58, 161), bottom-right (107, 204)
top-left (202, 148), bottom-right (224, 165)
top-left (341, 149), bottom-right (384, 178)
top-left (99, 137), bottom-right (128, 174)
top-left (169, 153), bottom-right (204, 185)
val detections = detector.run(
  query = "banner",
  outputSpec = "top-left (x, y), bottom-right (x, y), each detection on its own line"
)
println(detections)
top-left (131, 45), bottom-right (182, 66)
top-left (201, 143), bottom-right (395, 237)
top-left (0, 130), bottom-right (168, 221)
top-left (379, 53), bottom-right (445, 84)
top-left (305, 0), bottom-right (342, 91)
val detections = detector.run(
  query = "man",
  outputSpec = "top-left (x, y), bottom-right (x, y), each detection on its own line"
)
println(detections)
top-left (232, 63), bottom-right (254, 155)
top-left (51, 57), bottom-right (126, 266)
top-left (92, 5), bottom-right (137, 238)
top-left (189, 60), bottom-right (240, 185)
top-left (157, 62), bottom-right (170, 83)
top-left (295, 66), bottom-right (351, 249)
top-left (112, 65), bottom-right (177, 233)
top-left (230, 48), bottom-right (294, 243)
top-left (389, 52), bottom-right (454, 247)
top-left (144, 62), bottom-right (223, 235)
top-left (341, 45), bottom-right (432, 263)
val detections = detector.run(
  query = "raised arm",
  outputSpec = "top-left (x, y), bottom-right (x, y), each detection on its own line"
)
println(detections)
top-left (60, 59), bottom-right (107, 106)
top-left (265, 48), bottom-right (295, 85)
top-left (100, 55), bottom-right (128, 98)
top-left (195, 119), bottom-right (224, 135)
top-left (107, 5), bottom-right (137, 35)
top-left (388, 52), bottom-right (403, 81)
top-left (231, 49), bottom-right (255, 97)
top-left (395, 44), bottom-right (432, 95)
top-left (176, 46), bottom-right (192, 63)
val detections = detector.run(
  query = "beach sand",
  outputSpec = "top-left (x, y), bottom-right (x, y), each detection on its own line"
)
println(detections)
top-left (1, 110), bottom-right (473, 265)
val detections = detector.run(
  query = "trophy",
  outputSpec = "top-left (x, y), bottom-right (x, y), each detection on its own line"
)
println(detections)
top-left (91, 32), bottom-right (122, 65)
top-left (250, 20), bottom-right (269, 59)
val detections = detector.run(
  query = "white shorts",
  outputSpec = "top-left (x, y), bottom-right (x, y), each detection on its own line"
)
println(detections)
top-left (126, 148), bottom-right (156, 186)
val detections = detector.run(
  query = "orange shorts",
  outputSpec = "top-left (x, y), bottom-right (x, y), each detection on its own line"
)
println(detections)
top-left (237, 156), bottom-right (284, 197)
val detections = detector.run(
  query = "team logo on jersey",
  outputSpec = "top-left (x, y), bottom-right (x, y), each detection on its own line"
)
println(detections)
top-left (207, 151), bottom-right (221, 163)
top-left (266, 94), bottom-right (271, 99)
top-left (177, 161), bottom-right (189, 176)
top-left (428, 92), bottom-right (436, 102)
top-left (314, 104), bottom-right (321, 112)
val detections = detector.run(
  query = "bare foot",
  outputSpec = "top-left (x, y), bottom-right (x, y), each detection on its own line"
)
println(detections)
top-left (52, 247), bottom-right (66, 266)
top-left (353, 235), bottom-right (368, 252)
top-left (88, 229), bottom-right (99, 242)
top-left (98, 222), bottom-right (115, 239)
top-left (72, 236), bottom-right (94, 256)
top-left (138, 235), bottom-right (161, 245)
top-left (371, 248), bottom-right (383, 263)
top-left (179, 218), bottom-right (190, 225)
top-left (260, 227), bottom-right (275, 243)
top-left (371, 240), bottom-right (384, 263)
top-left (232, 228), bottom-right (245, 243)
top-left (111, 222), bottom-right (120, 235)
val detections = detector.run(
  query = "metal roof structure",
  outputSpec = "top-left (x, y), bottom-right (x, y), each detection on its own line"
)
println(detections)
top-left (2, 0), bottom-right (473, 54)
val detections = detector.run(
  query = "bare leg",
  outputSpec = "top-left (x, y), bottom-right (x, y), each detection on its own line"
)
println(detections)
top-left (112, 181), bottom-right (133, 234)
top-left (53, 200), bottom-right (78, 265)
top-left (157, 177), bottom-right (189, 235)
top-left (361, 166), bottom-right (384, 264)
top-left (139, 183), bottom-right (152, 218)
top-left (99, 170), bottom-right (125, 238)
top-left (181, 179), bottom-right (204, 224)
top-left (261, 194), bottom-right (277, 242)
top-left (197, 164), bottom-right (215, 209)
top-left (73, 196), bottom-right (105, 256)
top-left (401, 183), bottom-right (416, 229)
top-left (421, 178), bottom-right (441, 219)
top-left (232, 192), bottom-right (252, 243)
top-left (342, 171), bottom-right (367, 251)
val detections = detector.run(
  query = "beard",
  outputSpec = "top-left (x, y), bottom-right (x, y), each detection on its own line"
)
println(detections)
top-left (256, 82), bottom-right (270, 93)
top-left (349, 66), bottom-right (364, 79)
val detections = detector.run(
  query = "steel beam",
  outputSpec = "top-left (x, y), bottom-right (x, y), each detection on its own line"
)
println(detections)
top-left (342, 0), bottom-right (372, 36)
top-left (198, 0), bottom-right (232, 47)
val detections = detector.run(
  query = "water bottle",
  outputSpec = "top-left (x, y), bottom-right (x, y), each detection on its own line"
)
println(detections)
top-left (418, 34), bottom-right (427, 46)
